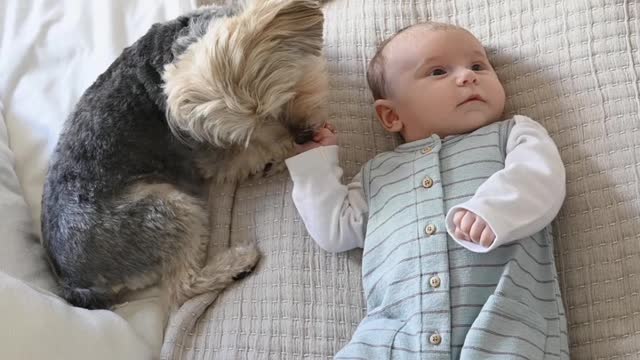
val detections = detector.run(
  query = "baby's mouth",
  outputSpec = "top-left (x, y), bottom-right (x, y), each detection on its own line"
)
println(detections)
top-left (459, 94), bottom-right (485, 106)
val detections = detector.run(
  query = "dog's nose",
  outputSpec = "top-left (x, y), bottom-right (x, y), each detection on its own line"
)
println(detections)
top-left (263, 162), bottom-right (273, 174)
top-left (294, 128), bottom-right (315, 144)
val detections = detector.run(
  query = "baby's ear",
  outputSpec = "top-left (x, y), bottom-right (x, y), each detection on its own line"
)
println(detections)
top-left (374, 99), bottom-right (403, 133)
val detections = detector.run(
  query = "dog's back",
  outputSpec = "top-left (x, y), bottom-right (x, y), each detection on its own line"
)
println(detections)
top-left (41, 0), bottom-right (325, 309)
top-left (41, 8), bottom-right (233, 309)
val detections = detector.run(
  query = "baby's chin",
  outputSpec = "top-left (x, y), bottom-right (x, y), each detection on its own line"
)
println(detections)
top-left (456, 111), bottom-right (503, 133)
top-left (404, 112), bottom-right (504, 141)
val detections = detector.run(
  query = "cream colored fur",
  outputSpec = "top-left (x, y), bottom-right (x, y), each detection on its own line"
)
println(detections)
top-left (164, 0), bottom-right (328, 183)
top-left (157, 0), bottom-right (328, 306)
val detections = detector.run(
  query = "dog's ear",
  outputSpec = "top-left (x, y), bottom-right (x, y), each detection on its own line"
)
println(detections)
top-left (245, 0), bottom-right (323, 58)
top-left (163, 0), bottom-right (324, 148)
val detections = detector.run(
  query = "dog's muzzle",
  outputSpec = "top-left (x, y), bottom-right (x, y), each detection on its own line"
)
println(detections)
top-left (263, 162), bottom-right (273, 174)
top-left (294, 128), bottom-right (315, 144)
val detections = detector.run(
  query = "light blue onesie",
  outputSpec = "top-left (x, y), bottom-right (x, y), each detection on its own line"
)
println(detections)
top-left (334, 119), bottom-right (569, 360)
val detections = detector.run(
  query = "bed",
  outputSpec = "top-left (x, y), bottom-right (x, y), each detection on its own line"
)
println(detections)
top-left (1, 0), bottom-right (639, 359)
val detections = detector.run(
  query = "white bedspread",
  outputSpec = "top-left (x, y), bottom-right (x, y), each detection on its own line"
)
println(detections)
top-left (0, 1), bottom-right (198, 358)
top-left (1, 0), bottom-right (197, 237)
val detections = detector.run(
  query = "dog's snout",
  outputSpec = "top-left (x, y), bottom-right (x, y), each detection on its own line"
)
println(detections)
top-left (294, 128), bottom-right (315, 144)
top-left (263, 162), bottom-right (273, 174)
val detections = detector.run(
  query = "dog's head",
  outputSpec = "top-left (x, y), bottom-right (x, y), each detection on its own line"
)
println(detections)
top-left (163, 0), bottom-right (328, 182)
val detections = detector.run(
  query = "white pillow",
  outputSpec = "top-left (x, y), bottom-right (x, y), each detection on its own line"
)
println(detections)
top-left (1, 99), bottom-right (162, 360)
top-left (0, 1), bottom-right (199, 358)
top-left (0, 271), bottom-right (153, 360)
top-left (0, 102), bottom-right (56, 291)
top-left (0, 0), bottom-right (198, 237)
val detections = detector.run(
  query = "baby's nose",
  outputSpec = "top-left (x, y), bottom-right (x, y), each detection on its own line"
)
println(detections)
top-left (457, 69), bottom-right (478, 86)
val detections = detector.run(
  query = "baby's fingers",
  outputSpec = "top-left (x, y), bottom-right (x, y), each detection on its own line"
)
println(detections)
top-left (459, 211), bottom-right (476, 235)
top-left (314, 128), bottom-right (338, 146)
top-left (479, 227), bottom-right (495, 247)
top-left (468, 217), bottom-right (487, 243)
top-left (454, 227), bottom-right (469, 242)
top-left (313, 128), bottom-right (334, 140)
top-left (452, 210), bottom-right (466, 227)
top-left (323, 122), bottom-right (337, 133)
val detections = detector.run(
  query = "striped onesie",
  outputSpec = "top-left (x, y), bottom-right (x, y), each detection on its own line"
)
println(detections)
top-left (286, 116), bottom-right (569, 359)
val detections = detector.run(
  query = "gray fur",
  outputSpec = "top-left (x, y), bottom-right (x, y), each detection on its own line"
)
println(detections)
top-left (41, 1), bottom-right (326, 310)
top-left (42, 8), bottom-right (230, 309)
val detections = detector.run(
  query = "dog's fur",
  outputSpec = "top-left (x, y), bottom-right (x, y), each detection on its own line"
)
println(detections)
top-left (41, 0), bottom-right (328, 310)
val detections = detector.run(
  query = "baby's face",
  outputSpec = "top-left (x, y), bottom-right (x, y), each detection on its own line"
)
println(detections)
top-left (383, 27), bottom-right (505, 141)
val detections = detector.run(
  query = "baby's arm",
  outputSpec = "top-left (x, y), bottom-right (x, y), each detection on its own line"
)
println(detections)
top-left (445, 116), bottom-right (566, 253)
top-left (285, 129), bottom-right (367, 252)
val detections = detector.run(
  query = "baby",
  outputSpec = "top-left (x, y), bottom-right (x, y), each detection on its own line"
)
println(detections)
top-left (287, 23), bottom-right (569, 359)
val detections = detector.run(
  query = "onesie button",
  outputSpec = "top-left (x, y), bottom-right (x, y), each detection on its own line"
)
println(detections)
top-left (421, 146), bottom-right (432, 154)
top-left (422, 177), bottom-right (433, 188)
top-left (429, 275), bottom-right (441, 288)
top-left (425, 224), bottom-right (436, 235)
top-left (429, 333), bottom-right (442, 345)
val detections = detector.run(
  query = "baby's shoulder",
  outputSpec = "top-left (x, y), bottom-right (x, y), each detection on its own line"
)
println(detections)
top-left (502, 114), bottom-right (541, 127)
top-left (504, 115), bottom-right (550, 135)
top-left (363, 149), bottom-right (398, 168)
top-left (359, 147), bottom-right (413, 180)
top-left (477, 115), bottom-right (540, 139)
top-left (461, 118), bottom-right (515, 142)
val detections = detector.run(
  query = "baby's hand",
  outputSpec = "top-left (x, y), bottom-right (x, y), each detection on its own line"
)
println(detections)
top-left (452, 209), bottom-right (495, 247)
top-left (294, 122), bottom-right (338, 154)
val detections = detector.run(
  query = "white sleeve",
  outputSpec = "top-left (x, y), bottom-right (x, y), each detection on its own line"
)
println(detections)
top-left (285, 145), bottom-right (367, 253)
top-left (445, 116), bottom-right (566, 253)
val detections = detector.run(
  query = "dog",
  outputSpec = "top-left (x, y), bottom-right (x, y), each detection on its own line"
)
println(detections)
top-left (40, 0), bottom-right (328, 310)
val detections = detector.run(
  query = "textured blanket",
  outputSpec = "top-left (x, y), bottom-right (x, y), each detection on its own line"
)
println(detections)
top-left (163, 0), bottom-right (640, 359)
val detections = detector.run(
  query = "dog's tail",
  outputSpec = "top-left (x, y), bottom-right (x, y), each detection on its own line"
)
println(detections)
top-left (60, 283), bottom-right (114, 310)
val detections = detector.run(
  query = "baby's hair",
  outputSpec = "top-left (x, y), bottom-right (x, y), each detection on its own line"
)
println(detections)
top-left (366, 22), bottom-right (466, 101)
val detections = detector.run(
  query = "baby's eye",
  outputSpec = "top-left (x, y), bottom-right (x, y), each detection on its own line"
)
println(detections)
top-left (430, 68), bottom-right (447, 76)
top-left (471, 64), bottom-right (483, 71)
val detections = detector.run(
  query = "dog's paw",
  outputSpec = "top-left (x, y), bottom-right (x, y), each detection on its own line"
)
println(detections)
top-left (224, 243), bottom-right (260, 281)
top-left (263, 161), bottom-right (286, 177)
top-left (232, 267), bottom-right (256, 281)
top-left (234, 243), bottom-right (261, 267)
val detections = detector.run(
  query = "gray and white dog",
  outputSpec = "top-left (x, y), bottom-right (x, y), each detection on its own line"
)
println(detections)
top-left (41, 0), bottom-right (328, 309)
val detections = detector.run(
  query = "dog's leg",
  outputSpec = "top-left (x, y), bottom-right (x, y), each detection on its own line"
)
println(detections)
top-left (134, 184), bottom-right (260, 307)
top-left (118, 183), bottom-right (259, 307)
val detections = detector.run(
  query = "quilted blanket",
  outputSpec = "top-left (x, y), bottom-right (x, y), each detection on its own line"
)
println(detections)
top-left (160, 0), bottom-right (640, 359)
